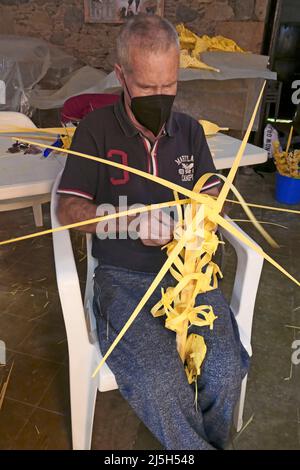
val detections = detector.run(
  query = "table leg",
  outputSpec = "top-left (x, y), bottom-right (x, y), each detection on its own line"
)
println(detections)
top-left (32, 203), bottom-right (43, 227)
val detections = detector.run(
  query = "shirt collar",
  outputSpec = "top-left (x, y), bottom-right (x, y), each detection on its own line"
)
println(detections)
top-left (114, 93), bottom-right (178, 138)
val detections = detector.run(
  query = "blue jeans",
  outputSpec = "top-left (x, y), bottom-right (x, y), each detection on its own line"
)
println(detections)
top-left (93, 264), bottom-right (250, 450)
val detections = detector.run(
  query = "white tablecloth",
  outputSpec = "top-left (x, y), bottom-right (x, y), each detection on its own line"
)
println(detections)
top-left (0, 135), bottom-right (66, 200)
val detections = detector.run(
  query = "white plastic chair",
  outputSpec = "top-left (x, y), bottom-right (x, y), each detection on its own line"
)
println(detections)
top-left (0, 111), bottom-right (48, 226)
top-left (0, 111), bottom-right (37, 129)
top-left (51, 171), bottom-right (263, 450)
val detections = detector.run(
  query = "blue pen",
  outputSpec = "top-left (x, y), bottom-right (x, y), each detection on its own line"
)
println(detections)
top-left (43, 136), bottom-right (63, 158)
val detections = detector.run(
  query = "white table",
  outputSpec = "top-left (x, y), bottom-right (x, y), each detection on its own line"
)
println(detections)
top-left (208, 133), bottom-right (267, 170)
top-left (0, 135), bottom-right (66, 226)
top-left (0, 132), bottom-right (266, 226)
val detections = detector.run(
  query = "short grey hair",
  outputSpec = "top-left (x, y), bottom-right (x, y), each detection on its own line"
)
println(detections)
top-left (116, 14), bottom-right (179, 72)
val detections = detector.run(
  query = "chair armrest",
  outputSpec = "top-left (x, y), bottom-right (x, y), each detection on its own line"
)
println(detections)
top-left (50, 171), bottom-right (91, 349)
top-left (84, 234), bottom-right (98, 307)
top-left (50, 172), bottom-right (118, 392)
top-left (219, 216), bottom-right (264, 356)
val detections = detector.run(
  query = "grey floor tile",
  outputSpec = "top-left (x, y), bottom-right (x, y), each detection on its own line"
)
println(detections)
top-left (0, 398), bottom-right (35, 450)
top-left (12, 407), bottom-right (71, 450)
top-left (17, 320), bottom-right (68, 363)
top-left (39, 364), bottom-right (70, 415)
top-left (3, 352), bottom-right (61, 407)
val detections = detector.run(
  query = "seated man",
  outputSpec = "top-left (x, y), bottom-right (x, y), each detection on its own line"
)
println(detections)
top-left (57, 14), bottom-right (249, 450)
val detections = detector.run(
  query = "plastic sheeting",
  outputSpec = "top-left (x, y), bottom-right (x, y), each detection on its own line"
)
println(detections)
top-left (27, 50), bottom-right (276, 131)
top-left (29, 66), bottom-right (107, 110)
top-left (85, 52), bottom-right (276, 91)
top-left (28, 52), bottom-right (276, 111)
top-left (91, 53), bottom-right (275, 131)
top-left (0, 35), bottom-right (81, 114)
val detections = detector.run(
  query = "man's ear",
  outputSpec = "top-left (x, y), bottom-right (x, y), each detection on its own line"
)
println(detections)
top-left (114, 64), bottom-right (124, 88)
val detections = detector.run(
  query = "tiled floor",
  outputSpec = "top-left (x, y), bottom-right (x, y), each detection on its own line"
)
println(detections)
top-left (0, 169), bottom-right (300, 450)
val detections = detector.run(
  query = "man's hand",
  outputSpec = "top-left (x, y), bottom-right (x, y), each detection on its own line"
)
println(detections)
top-left (138, 209), bottom-right (175, 246)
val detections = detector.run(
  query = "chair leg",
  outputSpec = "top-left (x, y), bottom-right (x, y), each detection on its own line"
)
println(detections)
top-left (32, 203), bottom-right (43, 227)
top-left (69, 356), bottom-right (98, 450)
top-left (233, 374), bottom-right (248, 432)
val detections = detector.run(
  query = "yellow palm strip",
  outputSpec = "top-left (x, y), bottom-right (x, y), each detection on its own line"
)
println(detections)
top-left (169, 204), bottom-right (219, 362)
top-left (201, 172), bottom-right (279, 248)
top-left (1, 82), bottom-right (299, 379)
top-left (0, 127), bottom-right (76, 136)
top-left (220, 199), bottom-right (300, 215)
top-left (11, 137), bottom-right (216, 210)
top-left (0, 165), bottom-right (296, 382)
top-left (176, 200), bottom-right (207, 361)
top-left (215, 213), bottom-right (300, 287)
top-left (12, 128), bottom-right (280, 250)
top-left (215, 82), bottom-right (266, 213)
top-left (173, 190), bottom-right (183, 226)
top-left (231, 220), bottom-right (288, 230)
top-left (2, 135), bottom-right (58, 142)
top-left (0, 180), bottom-right (289, 247)
top-left (153, 218), bottom-right (219, 384)
top-left (286, 126), bottom-right (294, 154)
top-left (92, 205), bottom-right (200, 378)
top-left (185, 170), bottom-right (279, 248)
top-left (11, 148), bottom-right (300, 217)
top-left (165, 192), bottom-right (299, 381)
top-left (3, 139), bottom-right (298, 291)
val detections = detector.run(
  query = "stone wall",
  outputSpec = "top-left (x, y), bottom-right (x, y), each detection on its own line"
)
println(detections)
top-left (0, 0), bottom-right (269, 72)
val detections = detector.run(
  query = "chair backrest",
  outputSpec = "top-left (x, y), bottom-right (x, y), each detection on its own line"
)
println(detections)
top-left (0, 111), bottom-right (37, 129)
top-left (61, 93), bottom-right (120, 124)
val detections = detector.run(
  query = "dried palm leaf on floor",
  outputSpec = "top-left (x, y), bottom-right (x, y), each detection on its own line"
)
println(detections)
top-left (0, 362), bottom-right (14, 411)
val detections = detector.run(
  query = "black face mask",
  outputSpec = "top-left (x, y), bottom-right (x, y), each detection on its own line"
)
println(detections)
top-left (123, 78), bottom-right (175, 135)
top-left (130, 94), bottom-right (175, 136)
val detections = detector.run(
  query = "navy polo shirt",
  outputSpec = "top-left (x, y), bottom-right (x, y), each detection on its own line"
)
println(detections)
top-left (57, 96), bottom-right (220, 272)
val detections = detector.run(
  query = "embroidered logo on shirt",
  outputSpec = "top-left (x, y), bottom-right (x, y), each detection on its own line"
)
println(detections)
top-left (175, 155), bottom-right (194, 182)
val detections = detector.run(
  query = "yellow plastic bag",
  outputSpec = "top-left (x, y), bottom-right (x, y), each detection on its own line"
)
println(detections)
top-left (176, 24), bottom-right (246, 72)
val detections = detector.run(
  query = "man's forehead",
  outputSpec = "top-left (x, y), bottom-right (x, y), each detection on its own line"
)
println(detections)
top-left (128, 47), bottom-right (179, 78)
top-left (129, 45), bottom-right (179, 66)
